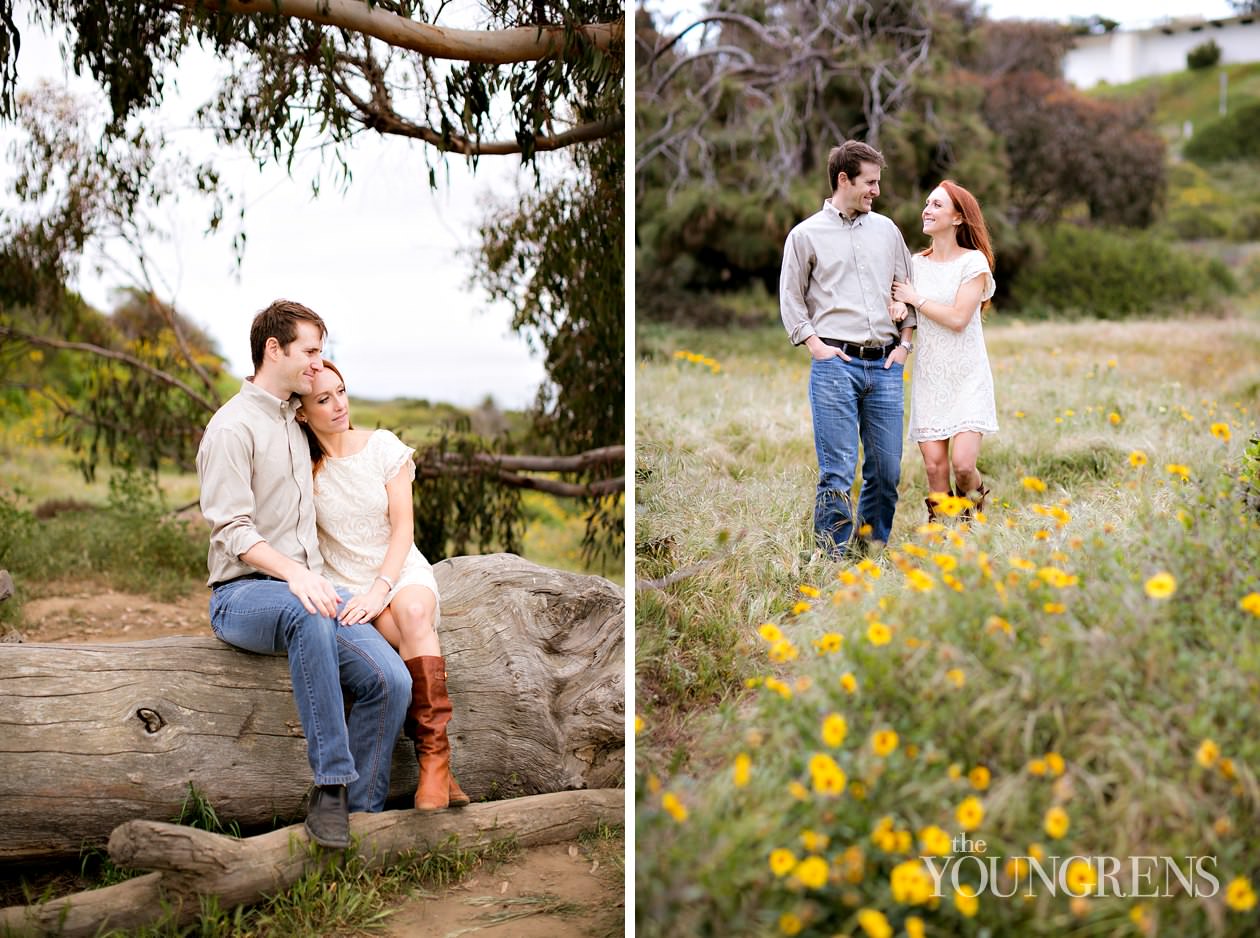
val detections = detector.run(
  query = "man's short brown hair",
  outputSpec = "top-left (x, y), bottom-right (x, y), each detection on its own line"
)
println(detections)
top-left (827, 141), bottom-right (886, 193)
top-left (250, 300), bottom-right (328, 369)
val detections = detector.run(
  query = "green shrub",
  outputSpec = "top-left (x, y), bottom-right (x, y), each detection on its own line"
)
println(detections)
top-left (1009, 224), bottom-right (1235, 317)
top-left (1184, 99), bottom-right (1260, 163)
top-left (1186, 39), bottom-right (1222, 70)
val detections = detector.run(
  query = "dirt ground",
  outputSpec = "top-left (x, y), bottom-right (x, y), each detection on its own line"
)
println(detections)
top-left (11, 588), bottom-right (626, 938)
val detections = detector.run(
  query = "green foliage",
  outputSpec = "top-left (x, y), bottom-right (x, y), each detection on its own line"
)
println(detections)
top-left (1009, 224), bottom-right (1235, 317)
top-left (1187, 39), bottom-right (1223, 71)
top-left (0, 472), bottom-right (204, 604)
top-left (174, 783), bottom-right (241, 838)
top-left (411, 420), bottom-right (524, 560)
top-left (1184, 98), bottom-right (1260, 163)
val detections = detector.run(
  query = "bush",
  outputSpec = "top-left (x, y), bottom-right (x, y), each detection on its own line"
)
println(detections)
top-left (1187, 39), bottom-right (1222, 70)
top-left (1009, 224), bottom-right (1235, 317)
top-left (1184, 99), bottom-right (1260, 164)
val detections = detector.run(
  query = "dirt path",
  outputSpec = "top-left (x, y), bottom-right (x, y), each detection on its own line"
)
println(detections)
top-left (10, 587), bottom-right (626, 936)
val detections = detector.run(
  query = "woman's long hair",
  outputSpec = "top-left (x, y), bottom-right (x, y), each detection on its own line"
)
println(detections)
top-left (923, 179), bottom-right (995, 310)
top-left (298, 358), bottom-right (351, 477)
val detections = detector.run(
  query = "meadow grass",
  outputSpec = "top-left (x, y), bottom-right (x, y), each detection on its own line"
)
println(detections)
top-left (635, 315), bottom-right (1260, 936)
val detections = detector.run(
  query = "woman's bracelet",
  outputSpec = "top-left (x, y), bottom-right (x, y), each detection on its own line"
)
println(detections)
top-left (374, 573), bottom-right (395, 592)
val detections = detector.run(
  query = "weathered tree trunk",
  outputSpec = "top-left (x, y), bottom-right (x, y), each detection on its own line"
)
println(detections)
top-left (0, 554), bottom-right (624, 861)
top-left (0, 788), bottom-right (624, 937)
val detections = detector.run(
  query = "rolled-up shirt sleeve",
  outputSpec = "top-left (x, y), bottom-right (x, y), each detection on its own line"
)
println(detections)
top-left (895, 233), bottom-right (918, 330)
top-left (197, 424), bottom-right (265, 564)
top-left (780, 230), bottom-right (817, 346)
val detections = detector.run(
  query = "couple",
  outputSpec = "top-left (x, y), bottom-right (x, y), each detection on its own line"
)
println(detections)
top-left (195, 300), bottom-right (467, 850)
top-left (780, 140), bottom-right (998, 558)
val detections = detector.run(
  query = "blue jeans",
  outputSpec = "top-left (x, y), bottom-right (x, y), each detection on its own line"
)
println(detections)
top-left (808, 355), bottom-right (904, 555)
top-left (209, 578), bottom-right (410, 813)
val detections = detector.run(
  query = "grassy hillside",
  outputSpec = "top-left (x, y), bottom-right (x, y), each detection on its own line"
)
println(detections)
top-left (1096, 61), bottom-right (1260, 151)
top-left (636, 316), bottom-right (1260, 936)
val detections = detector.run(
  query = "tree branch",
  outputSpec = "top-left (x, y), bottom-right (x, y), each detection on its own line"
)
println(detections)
top-left (0, 326), bottom-right (220, 414)
top-left (169, 0), bottom-right (622, 63)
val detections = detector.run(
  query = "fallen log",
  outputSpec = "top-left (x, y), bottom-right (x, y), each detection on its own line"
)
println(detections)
top-left (0, 788), bottom-right (624, 937)
top-left (0, 554), bottom-right (624, 861)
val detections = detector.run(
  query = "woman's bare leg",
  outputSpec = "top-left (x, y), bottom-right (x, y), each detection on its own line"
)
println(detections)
top-left (918, 439), bottom-right (952, 495)
top-left (950, 431), bottom-right (984, 496)
top-left (387, 585), bottom-right (441, 659)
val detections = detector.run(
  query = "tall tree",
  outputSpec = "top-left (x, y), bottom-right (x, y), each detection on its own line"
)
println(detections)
top-left (0, 0), bottom-right (625, 554)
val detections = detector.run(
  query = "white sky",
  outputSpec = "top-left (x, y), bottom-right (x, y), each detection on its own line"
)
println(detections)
top-left (2, 9), bottom-right (550, 408)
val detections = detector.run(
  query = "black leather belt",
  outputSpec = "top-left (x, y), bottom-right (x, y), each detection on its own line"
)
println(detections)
top-left (820, 337), bottom-right (901, 360)
top-left (209, 572), bottom-right (281, 590)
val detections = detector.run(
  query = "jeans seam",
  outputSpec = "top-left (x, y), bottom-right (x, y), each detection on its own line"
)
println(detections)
top-left (339, 632), bottom-right (392, 809)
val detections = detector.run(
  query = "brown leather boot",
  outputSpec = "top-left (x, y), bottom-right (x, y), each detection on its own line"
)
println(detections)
top-left (403, 656), bottom-right (470, 811)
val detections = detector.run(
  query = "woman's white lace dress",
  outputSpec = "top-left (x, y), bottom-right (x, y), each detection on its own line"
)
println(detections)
top-left (908, 250), bottom-right (999, 443)
top-left (313, 428), bottom-right (440, 606)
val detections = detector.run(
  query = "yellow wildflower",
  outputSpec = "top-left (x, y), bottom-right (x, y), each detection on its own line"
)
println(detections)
top-left (840, 672), bottom-right (859, 694)
top-left (905, 916), bottom-right (925, 938)
top-left (905, 569), bottom-right (936, 592)
top-left (1130, 903), bottom-right (1151, 930)
top-left (794, 855), bottom-right (829, 889)
top-left (857, 558), bottom-right (883, 579)
top-left (1196, 739), bottom-right (1220, 768)
top-left (947, 762), bottom-right (963, 780)
top-left (809, 753), bottom-right (847, 795)
top-left (1022, 476), bottom-right (1048, 493)
top-left (790, 600), bottom-right (811, 615)
top-left (1226, 876), bottom-right (1257, 912)
top-left (1010, 556), bottom-right (1036, 571)
top-left (769, 640), bottom-right (799, 663)
top-left (868, 621), bottom-right (893, 645)
top-left (987, 615), bottom-right (1013, 637)
top-left (800, 829), bottom-right (830, 852)
top-left (1240, 592), bottom-right (1260, 617)
top-left (1027, 758), bottom-right (1047, 776)
top-left (1128, 450), bottom-right (1148, 468)
top-left (1044, 602), bottom-right (1066, 614)
top-left (1210, 422), bottom-right (1231, 442)
top-left (954, 884), bottom-right (979, 917)
top-left (764, 677), bottom-right (792, 699)
top-left (779, 912), bottom-right (804, 935)
top-left (902, 543), bottom-right (929, 559)
top-left (1214, 816), bottom-right (1233, 836)
top-left (661, 792), bottom-right (688, 823)
top-left (758, 623), bottom-right (783, 642)
top-left (856, 908), bottom-right (892, 938)
top-left (956, 796), bottom-right (984, 831)
top-left (769, 847), bottom-right (797, 877)
top-left (1028, 842), bottom-right (1046, 862)
top-left (1144, 572), bottom-right (1177, 600)
top-left (858, 523), bottom-right (873, 537)
top-left (837, 569), bottom-right (860, 586)
top-left (1044, 806), bottom-right (1069, 839)
top-left (872, 729), bottom-right (900, 757)
top-left (822, 713), bottom-right (849, 748)
top-left (1066, 858), bottom-right (1097, 895)
top-left (918, 825), bottom-right (952, 857)
top-left (799, 584), bottom-right (821, 599)
top-left (932, 553), bottom-right (958, 573)
top-left (1219, 757), bottom-right (1237, 780)
top-left (634, 715), bottom-right (644, 735)
top-left (891, 859), bottom-right (934, 905)
top-left (969, 765), bottom-right (991, 791)
top-left (942, 573), bottom-right (965, 592)
top-left (813, 632), bottom-right (844, 654)
top-left (788, 780), bottom-right (808, 800)
top-left (841, 845), bottom-right (866, 883)
top-left (945, 667), bottom-right (966, 688)
top-left (733, 753), bottom-right (751, 788)
top-left (1045, 752), bottom-right (1066, 776)
top-left (1108, 411), bottom-right (1121, 425)
top-left (1165, 463), bottom-right (1191, 482)
top-left (647, 773), bottom-right (661, 794)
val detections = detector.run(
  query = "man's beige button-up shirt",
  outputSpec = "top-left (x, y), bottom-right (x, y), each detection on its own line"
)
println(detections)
top-left (780, 201), bottom-right (916, 347)
top-left (196, 379), bottom-right (323, 586)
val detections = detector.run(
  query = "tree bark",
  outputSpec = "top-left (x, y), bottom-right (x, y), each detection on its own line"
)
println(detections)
top-left (0, 788), bottom-right (623, 937)
top-left (0, 554), bottom-right (623, 861)
top-left (169, 0), bottom-right (622, 63)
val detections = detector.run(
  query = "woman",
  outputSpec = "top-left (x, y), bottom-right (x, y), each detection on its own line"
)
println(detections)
top-left (297, 360), bottom-right (470, 812)
top-left (892, 180), bottom-right (998, 520)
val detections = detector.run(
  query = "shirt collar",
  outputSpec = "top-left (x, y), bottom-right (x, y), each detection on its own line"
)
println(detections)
top-left (241, 377), bottom-right (299, 423)
top-left (823, 199), bottom-right (866, 227)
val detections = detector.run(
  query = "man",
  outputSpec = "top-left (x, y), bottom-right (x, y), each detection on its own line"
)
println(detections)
top-left (196, 300), bottom-right (410, 849)
top-left (780, 140), bottom-right (917, 558)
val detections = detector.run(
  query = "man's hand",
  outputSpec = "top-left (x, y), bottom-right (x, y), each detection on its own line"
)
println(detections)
top-left (287, 568), bottom-right (342, 618)
top-left (888, 301), bottom-right (909, 323)
top-left (884, 345), bottom-right (910, 370)
top-left (805, 335), bottom-right (849, 362)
